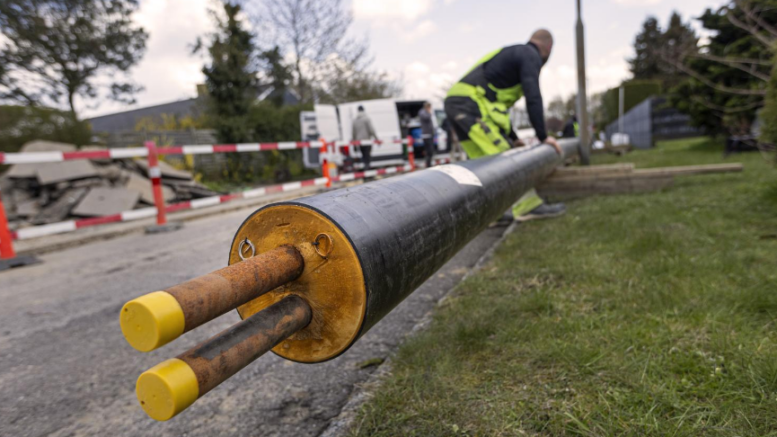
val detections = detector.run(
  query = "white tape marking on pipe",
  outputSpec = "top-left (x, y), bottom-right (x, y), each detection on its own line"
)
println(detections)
top-left (364, 170), bottom-right (378, 177)
top-left (148, 167), bottom-right (162, 179)
top-left (182, 145), bottom-right (214, 155)
top-left (277, 142), bottom-right (297, 150)
top-left (384, 167), bottom-right (397, 174)
top-left (242, 188), bottom-right (266, 198)
top-left (309, 141), bottom-right (324, 148)
top-left (428, 164), bottom-right (483, 187)
top-left (282, 181), bottom-right (302, 191)
top-left (110, 148), bottom-right (148, 158)
top-left (314, 177), bottom-right (329, 185)
top-left (16, 221), bottom-right (77, 240)
top-left (237, 144), bottom-right (260, 152)
top-left (190, 196), bottom-right (222, 209)
top-left (4, 152), bottom-right (64, 164)
top-left (339, 174), bottom-right (355, 181)
top-left (121, 208), bottom-right (158, 221)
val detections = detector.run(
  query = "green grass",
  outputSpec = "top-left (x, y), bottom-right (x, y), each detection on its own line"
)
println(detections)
top-left (350, 137), bottom-right (777, 436)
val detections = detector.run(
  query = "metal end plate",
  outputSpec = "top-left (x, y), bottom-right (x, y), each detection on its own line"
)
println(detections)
top-left (230, 205), bottom-right (366, 363)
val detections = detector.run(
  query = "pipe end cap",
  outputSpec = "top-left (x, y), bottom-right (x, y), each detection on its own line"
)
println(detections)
top-left (120, 291), bottom-right (185, 352)
top-left (136, 358), bottom-right (199, 421)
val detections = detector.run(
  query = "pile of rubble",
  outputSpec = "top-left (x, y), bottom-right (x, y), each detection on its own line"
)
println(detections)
top-left (0, 141), bottom-right (220, 230)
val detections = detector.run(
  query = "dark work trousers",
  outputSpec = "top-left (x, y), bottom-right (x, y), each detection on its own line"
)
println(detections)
top-left (360, 145), bottom-right (372, 170)
top-left (423, 137), bottom-right (435, 167)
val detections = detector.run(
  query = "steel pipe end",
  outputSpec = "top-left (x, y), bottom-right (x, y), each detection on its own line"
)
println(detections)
top-left (120, 291), bottom-right (185, 352)
top-left (136, 358), bottom-right (199, 421)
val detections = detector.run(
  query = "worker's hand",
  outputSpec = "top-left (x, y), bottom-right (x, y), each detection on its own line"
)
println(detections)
top-left (544, 137), bottom-right (563, 155)
top-left (513, 138), bottom-right (526, 149)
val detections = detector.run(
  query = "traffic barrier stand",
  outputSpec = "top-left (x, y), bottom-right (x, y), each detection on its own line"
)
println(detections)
top-left (144, 141), bottom-right (183, 234)
top-left (0, 187), bottom-right (39, 271)
top-left (319, 137), bottom-right (332, 188)
top-left (406, 135), bottom-right (416, 170)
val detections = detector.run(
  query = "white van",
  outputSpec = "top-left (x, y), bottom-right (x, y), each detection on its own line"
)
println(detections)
top-left (300, 98), bottom-right (451, 171)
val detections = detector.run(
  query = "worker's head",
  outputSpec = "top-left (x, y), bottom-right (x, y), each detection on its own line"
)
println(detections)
top-left (529, 29), bottom-right (553, 65)
top-left (358, 105), bottom-right (365, 112)
top-left (424, 101), bottom-right (431, 111)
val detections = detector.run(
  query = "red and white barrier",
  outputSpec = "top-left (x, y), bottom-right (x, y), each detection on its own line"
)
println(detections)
top-left (11, 177), bottom-right (331, 241)
top-left (0, 141), bottom-right (327, 164)
top-left (0, 137), bottom-right (419, 256)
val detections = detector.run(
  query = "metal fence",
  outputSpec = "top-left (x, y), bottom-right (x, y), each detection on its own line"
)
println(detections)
top-left (605, 97), bottom-right (704, 149)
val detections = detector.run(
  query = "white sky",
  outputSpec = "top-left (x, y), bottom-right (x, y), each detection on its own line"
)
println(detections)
top-left (82, 0), bottom-right (727, 118)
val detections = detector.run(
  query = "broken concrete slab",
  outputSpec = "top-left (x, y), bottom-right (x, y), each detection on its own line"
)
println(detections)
top-left (134, 159), bottom-right (193, 180)
top-left (35, 160), bottom-right (99, 185)
top-left (6, 141), bottom-right (80, 179)
top-left (15, 200), bottom-right (41, 218)
top-left (32, 188), bottom-right (89, 224)
top-left (125, 172), bottom-right (175, 204)
top-left (71, 187), bottom-right (140, 217)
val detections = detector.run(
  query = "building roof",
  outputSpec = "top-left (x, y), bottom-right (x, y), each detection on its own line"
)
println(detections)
top-left (87, 98), bottom-right (203, 134)
top-left (87, 86), bottom-right (300, 134)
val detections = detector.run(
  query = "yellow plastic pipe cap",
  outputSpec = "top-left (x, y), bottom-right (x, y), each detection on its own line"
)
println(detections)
top-left (120, 291), bottom-right (185, 352)
top-left (136, 358), bottom-right (199, 421)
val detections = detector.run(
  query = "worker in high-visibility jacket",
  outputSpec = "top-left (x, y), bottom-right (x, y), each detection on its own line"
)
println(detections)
top-left (562, 115), bottom-right (578, 138)
top-left (444, 29), bottom-right (566, 221)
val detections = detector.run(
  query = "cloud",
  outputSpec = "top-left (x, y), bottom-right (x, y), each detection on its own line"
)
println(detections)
top-left (401, 61), bottom-right (457, 104)
top-left (457, 22), bottom-right (480, 34)
top-left (352, 0), bottom-right (436, 22)
top-left (402, 20), bottom-right (438, 42)
top-left (611, 0), bottom-right (662, 5)
top-left (83, 0), bottom-right (214, 117)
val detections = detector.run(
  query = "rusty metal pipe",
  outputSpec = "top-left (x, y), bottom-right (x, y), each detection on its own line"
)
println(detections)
top-left (120, 245), bottom-right (304, 352)
top-left (135, 294), bottom-right (312, 421)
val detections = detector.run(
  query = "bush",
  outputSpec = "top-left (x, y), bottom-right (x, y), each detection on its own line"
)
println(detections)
top-left (0, 105), bottom-right (92, 153)
top-left (760, 61), bottom-right (777, 146)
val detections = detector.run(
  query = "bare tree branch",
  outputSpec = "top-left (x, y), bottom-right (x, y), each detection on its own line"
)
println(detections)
top-left (690, 95), bottom-right (764, 113)
top-left (664, 54), bottom-right (767, 96)
top-left (691, 53), bottom-right (772, 81)
top-left (736, 0), bottom-right (777, 39)
top-left (689, 53), bottom-right (773, 66)
top-left (725, 5), bottom-right (776, 48)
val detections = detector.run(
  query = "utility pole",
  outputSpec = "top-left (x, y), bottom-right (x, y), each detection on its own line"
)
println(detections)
top-left (576, 0), bottom-right (591, 165)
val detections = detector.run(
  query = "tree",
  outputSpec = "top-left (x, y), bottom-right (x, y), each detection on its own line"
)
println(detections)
top-left (546, 97), bottom-right (568, 120)
top-left (252, 0), bottom-right (370, 103)
top-left (315, 63), bottom-right (400, 104)
top-left (196, 2), bottom-right (258, 144)
top-left (659, 12), bottom-right (698, 88)
top-left (629, 17), bottom-right (664, 80)
top-left (667, 1), bottom-right (775, 135)
top-left (258, 46), bottom-right (294, 107)
top-left (629, 13), bottom-right (697, 89)
top-left (0, 0), bottom-right (147, 121)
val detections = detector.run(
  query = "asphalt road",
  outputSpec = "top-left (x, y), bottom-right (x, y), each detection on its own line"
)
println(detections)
top-left (0, 203), bottom-right (505, 437)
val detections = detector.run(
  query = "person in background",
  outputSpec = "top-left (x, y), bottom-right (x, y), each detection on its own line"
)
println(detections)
top-left (418, 102), bottom-right (436, 167)
top-left (562, 115), bottom-right (578, 138)
top-left (352, 105), bottom-right (377, 170)
top-left (444, 29), bottom-right (566, 222)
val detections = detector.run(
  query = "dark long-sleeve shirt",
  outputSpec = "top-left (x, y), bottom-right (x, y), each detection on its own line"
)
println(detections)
top-left (462, 43), bottom-right (548, 141)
